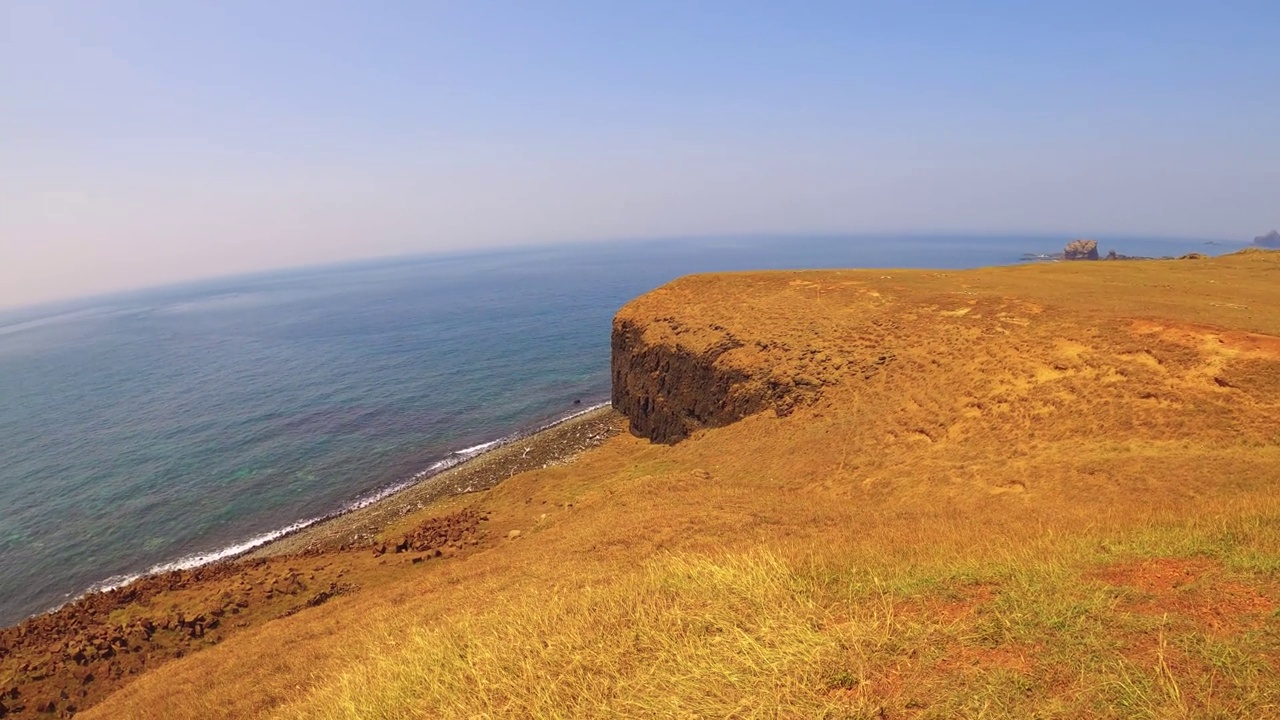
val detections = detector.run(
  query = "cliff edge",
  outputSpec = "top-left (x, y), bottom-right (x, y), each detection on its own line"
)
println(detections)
top-left (611, 295), bottom-right (841, 443)
top-left (613, 254), bottom-right (1280, 449)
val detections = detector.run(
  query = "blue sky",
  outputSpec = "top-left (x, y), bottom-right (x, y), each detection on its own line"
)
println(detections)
top-left (2, 1), bottom-right (1278, 307)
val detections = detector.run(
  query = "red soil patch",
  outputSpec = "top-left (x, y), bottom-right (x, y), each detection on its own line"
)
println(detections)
top-left (1096, 557), bottom-right (1215, 594)
top-left (830, 583), bottom-right (1012, 708)
top-left (936, 643), bottom-right (1037, 675)
top-left (1095, 557), bottom-right (1276, 716)
top-left (827, 641), bottom-right (1038, 712)
top-left (1130, 320), bottom-right (1280, 361)
top-left (1096, 557), bottom-right (1275, 634)
top-left (906, 581), bottom-right (998, 625)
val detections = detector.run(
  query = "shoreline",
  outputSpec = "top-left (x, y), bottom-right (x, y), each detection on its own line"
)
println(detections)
top-left (0, 402), bottom-right (625, 717)
top-left (38, 402), bottom-right (619, 623)
top-left (247, 403), bottom-right (620, 557)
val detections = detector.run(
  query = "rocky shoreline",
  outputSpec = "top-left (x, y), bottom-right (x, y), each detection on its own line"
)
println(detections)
top-left (0, 405), bottom-right (622, 718)
top-left (246, 405), bottom-right (620, 557)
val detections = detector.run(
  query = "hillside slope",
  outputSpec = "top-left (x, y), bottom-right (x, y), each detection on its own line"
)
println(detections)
top-left (59, 251), bottom-right (1280, 717)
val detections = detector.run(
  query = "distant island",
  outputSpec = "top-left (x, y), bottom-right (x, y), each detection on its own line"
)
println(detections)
top-left (1063, 238), bottom-right (1099, 260)
top-left (1254, 230), bottom-right (1280, 248)
top-left (1020, 238), bottom-right (1179, 263)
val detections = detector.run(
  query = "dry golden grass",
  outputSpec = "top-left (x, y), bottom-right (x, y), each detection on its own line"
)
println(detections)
top-left (85, 252), bottom-right (1280, 718)
top-left (264, 503), bottom-right (1280, 720)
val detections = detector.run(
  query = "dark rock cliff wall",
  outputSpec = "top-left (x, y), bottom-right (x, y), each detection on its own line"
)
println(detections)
top-left (611, 318), bottom-right (763, 444)
top-left (610, 315), bottom-right (832, 444)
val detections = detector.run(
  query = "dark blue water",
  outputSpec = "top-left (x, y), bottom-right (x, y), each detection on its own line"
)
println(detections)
top-left (0, 234), bottom-right (1232, 625)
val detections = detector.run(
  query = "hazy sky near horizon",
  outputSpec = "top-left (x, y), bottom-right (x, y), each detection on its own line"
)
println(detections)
top-left (2, 2), bottom-right (1278, 309)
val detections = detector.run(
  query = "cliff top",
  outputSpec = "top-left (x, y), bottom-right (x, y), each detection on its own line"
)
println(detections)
top-left (615, 250), bottom-right (1280, 443)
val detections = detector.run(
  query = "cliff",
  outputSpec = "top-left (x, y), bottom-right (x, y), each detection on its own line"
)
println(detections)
top-left (611, 275), bottom-right (903, 444)
top-left (613, 256), bottom-right (1280, 452)
top-left (610, 311), bottom-right (831, 444)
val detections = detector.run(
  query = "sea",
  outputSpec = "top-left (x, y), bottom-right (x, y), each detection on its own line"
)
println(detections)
top-left (0, 234), bottom-right (1234, 626)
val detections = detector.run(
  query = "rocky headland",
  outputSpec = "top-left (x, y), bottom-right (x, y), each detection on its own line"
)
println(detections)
top-left (1255, 230), bottom-right (1280, 248)
top-left (610, 250), bottom-right (1280, 451)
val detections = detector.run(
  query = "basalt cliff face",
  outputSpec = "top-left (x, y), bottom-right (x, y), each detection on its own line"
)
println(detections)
top-left (610, 317), bottom-right (767, 444)
top-left (611, 275), bottom-right (898, 444)
top-left (610, 311), bottom-right (902, 444)
top-left (611, 315), bottom-right (827, 444)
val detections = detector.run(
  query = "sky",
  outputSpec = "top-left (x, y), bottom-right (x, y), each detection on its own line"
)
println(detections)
top-left (2, 1), bottom-right (1278, 309)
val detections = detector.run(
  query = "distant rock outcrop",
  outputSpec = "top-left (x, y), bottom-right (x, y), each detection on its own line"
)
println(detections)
top-left (1253, 230), bottom-right (1280, 248)
top-left (1064, 239), bottom-right (1100, 261)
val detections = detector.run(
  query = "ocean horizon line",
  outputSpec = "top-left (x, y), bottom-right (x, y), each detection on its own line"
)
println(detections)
top-left (0, 232), bottom-right (1247, 318)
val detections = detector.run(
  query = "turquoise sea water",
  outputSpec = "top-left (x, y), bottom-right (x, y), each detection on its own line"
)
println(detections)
top-left (0, 235), bottom-right (1231, 625)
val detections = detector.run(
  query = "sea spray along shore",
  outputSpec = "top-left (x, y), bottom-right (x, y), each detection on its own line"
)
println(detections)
top-left (73, 403), bottom-right (615, 608)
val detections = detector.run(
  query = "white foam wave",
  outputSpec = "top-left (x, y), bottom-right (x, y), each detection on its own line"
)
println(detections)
top-left (455, 439), bottom-right (502, 456)
top-left (535, 401), bottom-right (611, 431)
top-left (59, 400), bottom-right (613, 613)
top-left (79, 515), bottom-right (326, 598)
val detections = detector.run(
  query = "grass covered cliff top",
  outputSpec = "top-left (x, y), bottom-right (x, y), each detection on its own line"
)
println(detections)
top-left (58, 250), bottom-right (1280, 717)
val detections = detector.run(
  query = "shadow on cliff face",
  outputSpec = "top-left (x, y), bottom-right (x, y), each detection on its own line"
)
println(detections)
top-left (611, 315), bottom-right (853, 444)
top-left (611, 318), bottom-right (764, 444)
